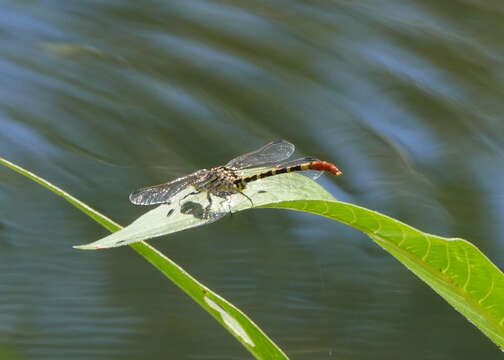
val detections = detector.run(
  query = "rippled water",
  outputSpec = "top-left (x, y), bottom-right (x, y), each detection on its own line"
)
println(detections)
top-left (1, 1), bottom-right (504, 359)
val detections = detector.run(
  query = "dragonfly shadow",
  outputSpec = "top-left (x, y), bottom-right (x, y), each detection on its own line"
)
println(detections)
top-left (180, 200), bottom-right (227, 223)
top-left (180, 201), bottom-right (205, 220)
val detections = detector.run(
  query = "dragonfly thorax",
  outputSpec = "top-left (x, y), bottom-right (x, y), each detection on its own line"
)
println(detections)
top-left (193, 166), bottom-right (242, 196)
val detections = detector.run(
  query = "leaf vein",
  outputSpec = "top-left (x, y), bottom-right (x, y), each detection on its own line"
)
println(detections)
top-left (463, 248), bottom-right (471, 292)
top-left (398, 225), bottom-right (406, 247)
top-left (441, 243), bottom-right (451, 274)
top-left (479, 277), bottom-right (495, 305)
top-left (422, 234), bottom-right (432, 261)
top-left (349, 207), bottom-right (357, 225)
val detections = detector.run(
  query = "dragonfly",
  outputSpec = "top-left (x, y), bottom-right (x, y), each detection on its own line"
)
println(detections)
top-left (129, 140), bottom-right (341, 220)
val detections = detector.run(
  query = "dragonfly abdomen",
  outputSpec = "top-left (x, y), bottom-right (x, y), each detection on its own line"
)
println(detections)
top-left (308, 161), bottom-right (342, 176)
top-left (234, 160), bottom-right (342, 189)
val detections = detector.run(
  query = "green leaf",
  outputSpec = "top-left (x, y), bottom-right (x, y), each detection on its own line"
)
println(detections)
top-left (0, 157), bottom-right (289, 360)
top-left (75, 172), bottom-right (335, 249)
top-left (261, 199), bottom-right (504, 350)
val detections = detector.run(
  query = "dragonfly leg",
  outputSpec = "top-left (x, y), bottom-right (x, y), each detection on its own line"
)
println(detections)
top-left (179, 189), bottom-right (202, 208)
top-left (225, 196), bottom-right (233, 215)
top-left (181, 190), bottom-right (201, 200)
top-left (202, 190), bottom-right (214, 219)
top-left (222, 191), bottom-right (253, 215)
top-left (238, 191), bottom-right (254, 207)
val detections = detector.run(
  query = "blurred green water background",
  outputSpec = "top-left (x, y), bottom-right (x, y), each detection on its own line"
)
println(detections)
top-left (1, 1), bottom-right (504, 359)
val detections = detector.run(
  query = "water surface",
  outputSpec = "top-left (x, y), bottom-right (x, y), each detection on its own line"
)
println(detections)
top-left (1, 1), bottom-right (504, 359)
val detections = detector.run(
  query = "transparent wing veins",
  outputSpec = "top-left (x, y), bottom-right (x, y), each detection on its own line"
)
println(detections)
top-left (225, 140), bottom-right (295, 169)
top-left (129, 172), bottom-right (201, 205)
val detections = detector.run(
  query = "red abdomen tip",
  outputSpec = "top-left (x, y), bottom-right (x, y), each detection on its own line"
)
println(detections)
top-left (310, 161), bottom-right (342, 176)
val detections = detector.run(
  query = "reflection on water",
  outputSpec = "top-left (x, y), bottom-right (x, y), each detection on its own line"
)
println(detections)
top-left (1, 0), bottom-right (504, 359)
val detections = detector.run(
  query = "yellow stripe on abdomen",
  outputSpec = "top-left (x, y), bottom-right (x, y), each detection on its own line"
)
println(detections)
top-left (234, 162), bottom-right (313, 189)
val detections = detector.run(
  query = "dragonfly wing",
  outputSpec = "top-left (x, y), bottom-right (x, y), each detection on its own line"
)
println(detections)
top-left (225, 140), bottom-right (295, 169)
top-left (129, 172), bottom-right (202, 205)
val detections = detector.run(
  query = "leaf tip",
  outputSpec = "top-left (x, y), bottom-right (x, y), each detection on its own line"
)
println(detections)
top-left (73, 243), bottom-right (104, 250)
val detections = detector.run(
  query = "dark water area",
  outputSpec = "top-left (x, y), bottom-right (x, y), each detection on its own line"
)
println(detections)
top-left (1, 0), bottom-right (504, 359)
